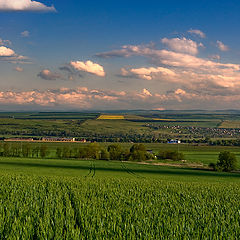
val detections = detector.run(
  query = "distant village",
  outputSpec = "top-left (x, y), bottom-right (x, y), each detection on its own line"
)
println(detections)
top-left (4, 137), bottom-right (87, 143)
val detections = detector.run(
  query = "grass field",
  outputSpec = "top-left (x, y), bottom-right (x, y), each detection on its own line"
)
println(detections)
top-left (80, 119), bottom-right (149, 135)
top-left (1, 158), bottom-right (240, 238)
top-left (1, 157), bottom-right (240, 181)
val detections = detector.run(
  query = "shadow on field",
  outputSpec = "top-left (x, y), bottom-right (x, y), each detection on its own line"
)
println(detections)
top-left (0, 159), bottom-right (240, 179)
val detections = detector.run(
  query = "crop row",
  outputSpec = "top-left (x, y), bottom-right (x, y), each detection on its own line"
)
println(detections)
top-left (0, 174), bottom-right (240, 239)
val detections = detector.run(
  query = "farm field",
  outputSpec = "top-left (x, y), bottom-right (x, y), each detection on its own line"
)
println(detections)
top-left (219, 120), bottom-right (240, 128)
top-left (97, 115), bottom-right (125, 120)
top-left (1, 111), bottom-right (240, 238)
top-left (1, 111), bottom-right (240, 141)
top-left (80, 119), bottom-right (149, 135)
top-left (0, 158), bottom-right (240, 239)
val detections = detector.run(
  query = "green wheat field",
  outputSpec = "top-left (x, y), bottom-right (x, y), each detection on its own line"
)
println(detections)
top-left (0, 157), bottom-right (240, 239)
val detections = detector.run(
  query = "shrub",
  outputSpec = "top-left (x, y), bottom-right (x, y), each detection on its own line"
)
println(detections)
top-left (157, 151), bottom-right (184, 161)
top-left (128, 150), bottom-right (146, 162)
top-left (208, 162), bottom-right (216, 169)
top-left (130, 144), bottom-right (146, 153)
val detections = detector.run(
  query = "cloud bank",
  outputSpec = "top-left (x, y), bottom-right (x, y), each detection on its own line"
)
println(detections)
top-left (0, 0), bottom-right (56, 12)
top-left (0, 87), bottom-right (240, 110)
top-left (97, 42), bottom-right (240, 92)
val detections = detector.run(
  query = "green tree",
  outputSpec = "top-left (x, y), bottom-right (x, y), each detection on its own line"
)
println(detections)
top-left (85, 143), bottom-right (101, 159)
top-left (62, 146), bottom-right (71, 158)
top-left (108, 144), bottom-right (123, 160)
top-left (128, 144), bottom-right (148, 162)
top-left (3, 143), bottom-right (10, 157)
top-left (56, 147), bottom-right (63, 159)
top-left (32, 146), bottom-right (40, 158)
top-left (157, 151), bottom-right (184, 161)
top-left (40, 145), bottom-right (48, 159)
top-left (128, 150), bottom-right (146, 162)
top-left (216, 151), bottom-right (237, 172)
top-left (99, 149), bottom-right (110, 160)
top-left (22, 143), bottom-right (31, 158)
top-left (130, 144), bottom-right (146, 153)
top-left (11, 143), bottom-right (21, 157)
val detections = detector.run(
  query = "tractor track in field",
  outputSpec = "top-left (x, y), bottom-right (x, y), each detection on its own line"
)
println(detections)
top-left (121, 161), bottom-right (144, 179)
top-left (84, 160), bottom-right (96, 178)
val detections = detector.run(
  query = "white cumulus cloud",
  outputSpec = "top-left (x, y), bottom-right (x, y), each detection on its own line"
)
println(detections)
top-left (0, 46), bottom-right (15, 56)
top-left (122, 66), bottom-right (176, 80)
top-left (100, 43), bottom-right (240, 91)
top-left (161, 37), bottom-right (199, 55)
top-left (0, 0), bottom-right (56, 12)
top-left (37, 69), bottom-right (62, 80)
top-left (188, 29), bottom-right (206, 38)
top-left (217, 40), bottom-right (229, 51)
top-left (70, 60), bottom-right (106, 77)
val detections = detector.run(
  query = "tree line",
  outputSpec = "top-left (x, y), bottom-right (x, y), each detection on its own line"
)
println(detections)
top-left (0, 142), bottom-right (185, 162)
top-left (0, 143), bottom-right (49, 158)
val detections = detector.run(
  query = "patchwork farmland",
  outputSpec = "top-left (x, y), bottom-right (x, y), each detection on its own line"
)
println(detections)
top-left (1, 111), bottom-right (240, 238)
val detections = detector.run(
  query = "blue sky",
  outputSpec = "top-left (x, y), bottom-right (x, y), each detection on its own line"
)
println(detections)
top-left (1, 0), bottom-right (240, 110)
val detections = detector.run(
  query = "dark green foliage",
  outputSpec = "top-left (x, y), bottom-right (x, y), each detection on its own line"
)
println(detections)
top-left (2, 143), bottom-right (10, 157)
top-left (157, 151), bottom-right (184, 161)
top-left (21, 144), bottom-right (31, 158)
top-left (40, 145), bottom-right (48, 158)
top-left (107, 144), bottom-right (124, 160)
top-left (10, 143), bottom-right (21, 157)
top-left (216, 151), bottom-right (237, 172)
top-left (62, 146), bottom-right (71, 158)
top-left (76, 148), bottom-right (88, 159)
top-left (128, 150), bottom-right (146, 162)
top-left (32, 146), bottom-right (40, 158)
top-left (128, 144), bottom-right (152, 162)
top-left (130, 143), bottom-right (146, 153)
top-left (0, 142), bottom-right (50, 159)
top-left (208, 162), bottom-right (216, 169)
top-left (56, 147), bottom-right (62, 158)
top-left (85, 143), bottom-right (101, 159)
top-left (99, 149), bottom-right (110, 160)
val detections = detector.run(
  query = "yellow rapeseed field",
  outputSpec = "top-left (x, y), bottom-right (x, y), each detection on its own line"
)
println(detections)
top-left (97, 115), bottom-right (125, 120)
